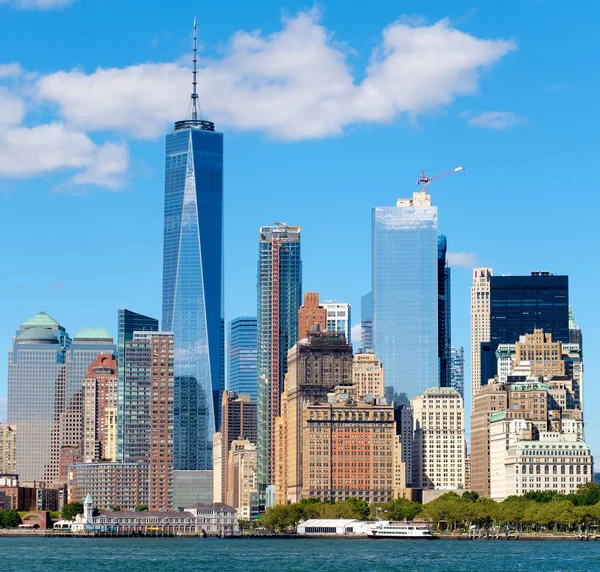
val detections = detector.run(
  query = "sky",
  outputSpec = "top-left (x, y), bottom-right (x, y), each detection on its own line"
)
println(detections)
top-left (0, 0), bottom-right (598, 453)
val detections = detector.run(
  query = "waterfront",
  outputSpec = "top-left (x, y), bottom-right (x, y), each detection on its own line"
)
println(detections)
top-left (1, 538), bottom-right (599, 571)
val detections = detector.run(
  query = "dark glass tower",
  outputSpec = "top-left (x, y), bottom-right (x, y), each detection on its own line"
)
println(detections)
top-left (162, 22), bottom-right (224, 470)
top-left (438, 235), bottom-right (451, 388)
top-left (481, 272), bottom-right (569, 383)
top-left (228, 317), bottom-right (258, 401)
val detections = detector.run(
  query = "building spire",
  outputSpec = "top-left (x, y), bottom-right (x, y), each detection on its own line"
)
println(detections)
top-left (191, 17), bottom-right (198, 121)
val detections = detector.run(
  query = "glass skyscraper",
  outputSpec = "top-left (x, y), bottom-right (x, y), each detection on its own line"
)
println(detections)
top-left (116, 309), bottom-right (158, 461)
top-left (372, 191), bottom-right (438, 400)
top-left (162, 28), bottom-right (224, 471)
top-left (361, 291), bottom-right (373, 350)
top-left (256, 224), bottom-right (302, 494)
top-left (228, 317), bottom-right (258, 400)
top-left (438, 235), bottom-right (451, 388)
top-left (450, 346), bottom-right (465, 398)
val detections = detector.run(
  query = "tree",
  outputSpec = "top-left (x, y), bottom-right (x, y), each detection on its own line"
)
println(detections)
top-left (61, 502), bottom-right (84, 520)
top-left (0, 509), bottom-right (22, 528)
top-left (109, 506), bottom-right (122, 512)
top-left (572, 482), bottom-right (600, 506)
top-left (135, 505), bottom-right (149, 512)
top-left (462, 491), bottom-right (480, 503)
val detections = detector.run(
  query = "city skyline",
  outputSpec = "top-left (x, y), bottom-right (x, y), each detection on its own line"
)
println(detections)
top-left (1, 1), bottom-right (599, 461)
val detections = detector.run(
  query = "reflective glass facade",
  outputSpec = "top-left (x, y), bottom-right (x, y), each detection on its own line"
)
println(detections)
top-left (162, 122), bottom-right (224, 470)
top-left (361, 291), bottom-right (373, 350)
top-left (228, 317), bottom-right (258, 400)
top-left (438, 236), bottom-right (451, 388)
top-left (450, 346), bottom-right (465, 398)
top-left (117, 309), bottom-right (158, 461)
top-left (372, 192), bottom-right (438, 400)
top-left (257, 224), bottom-right (302, 492)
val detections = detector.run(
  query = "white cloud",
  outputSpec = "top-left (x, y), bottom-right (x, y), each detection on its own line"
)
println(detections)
top-left (0, 63), bottom-right (24, 79)
top-left (351, 323), bottom-right (362, 345)
top-left (0, 0), bottom-right (76, 9)
top-left (36, 12), bottom-right (516, 141)
top-left (468, 111), bottom-right (526, 130)
top-left (447, 251), bottom-right (477, 268)
top-left (0, 87), bottom-right (25, 126)
top-left (0, 397), bottom-right (6, 423)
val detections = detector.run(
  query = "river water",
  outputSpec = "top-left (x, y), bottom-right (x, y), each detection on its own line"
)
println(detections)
top-left (1, 537), bottom-right (598, 571)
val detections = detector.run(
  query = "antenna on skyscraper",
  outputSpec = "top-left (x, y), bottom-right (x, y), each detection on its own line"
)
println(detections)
top-left (191, 17), bottom-right (199, 121)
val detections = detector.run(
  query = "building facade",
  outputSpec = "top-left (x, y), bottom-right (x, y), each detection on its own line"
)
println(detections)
top-left (298, 293), bottom-right (326, 341)
top-left (471, 268), bottom-right (493, 402)
top-left (437, 235), bottom-right (451, 389)
top-left (353, 349), bottom-right (384, 398)
top-left (411, 387), bottom-right (465, 490)
top-left (256, 223), bottom-right (302, 498)
top-left (228, 317), bottom-right (257, 400)
top-left (450, 346), bottom-right (465, 398)
top-left (162, 90), bottom-right (224, 471)
top-left (226, 440), bottom-right (259, 520)
top-left (172, 470), bottom-right (214, 509)
top-left (321, 301), bottom-right (351, 343)
top-left (0, 424), bottom-right (16, 474)
top-left (372, 192), bottom-right (438, 400)
top-left (360, 292), bottom-right (373, 350)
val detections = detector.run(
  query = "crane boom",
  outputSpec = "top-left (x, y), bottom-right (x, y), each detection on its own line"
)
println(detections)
top-left (417, 166), bottom-right (464, 192)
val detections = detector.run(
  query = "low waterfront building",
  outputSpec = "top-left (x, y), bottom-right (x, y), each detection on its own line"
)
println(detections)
top-left (0, 474), bottom-right (59, 511)
top-left (297, 519), bottom-right (365, 535)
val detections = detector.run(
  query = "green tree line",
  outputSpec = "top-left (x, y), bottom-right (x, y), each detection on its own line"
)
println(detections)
top-left (259, 483), bottom-right (600, 534)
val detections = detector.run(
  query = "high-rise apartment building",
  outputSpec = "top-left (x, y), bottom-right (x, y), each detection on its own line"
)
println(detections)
top-left (8, 312), bottom-right (71, 484)
top-left (122, 331), bottom-right (174, 510)
top-left (360, 292), bottom-right (373, 350)
top-left (298, 293), bottom-right (326, 341)
top-left (411, 387), bottom-right (465, 490)
top-left (226, 439), bottom-right (259, 520)
top-left (280, 331), bottom-right (353, 503)
top-left (471, 268), bottom-right (493, 402)
top-left (117, 309), bottom-right (158, 462)
top-left (450, 346), bottom-right (465, 398)
top-left (322, 301), bottom-right (351, 343)
top-left (256, 223), bottom-right (302, 497)
top-left (0, 424), bottom-right (16, 474)
top-left (372, 191), bottom-right (438, 400)
top-left (220, 391), bottom-right (257, 502)
top-left (353, 349), bottom-right (384, 398)
top-left (82, 353), bottom-right (118, 462)
top-left (162, 25), bottom-right (224, 470)
top-left (228, 317), bottom-right (257, 400)
top-left (438, 236), bottom-right (451, 388)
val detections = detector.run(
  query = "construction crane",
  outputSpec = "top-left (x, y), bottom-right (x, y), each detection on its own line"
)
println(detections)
top-left (417, 166), bottom-right (464, 193)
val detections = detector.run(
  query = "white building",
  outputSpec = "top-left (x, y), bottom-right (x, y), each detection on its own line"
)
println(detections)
top-left (489, 413), bottom-right (593, 500)
top-left (297, 519), bottom-right (365, 535)
top-left (321, 301), bottom-right (351, 343)
top-left (411, 387), bottom-right (465, 490)
top-left (471, 268), bottom-right (493, 404)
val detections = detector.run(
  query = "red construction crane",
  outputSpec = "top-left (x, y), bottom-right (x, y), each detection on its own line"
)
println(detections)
top-left (417, 166), bottom-right (464, 193)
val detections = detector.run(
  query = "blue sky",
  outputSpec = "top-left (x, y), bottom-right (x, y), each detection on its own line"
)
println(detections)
top-left (0, 0), bottom-right (598, 453)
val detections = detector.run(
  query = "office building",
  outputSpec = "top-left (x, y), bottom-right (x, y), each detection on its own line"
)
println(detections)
top-left (450, 346), bottom-right (465, 398)
top-left (298, 293), bottom-right (326, 341)
top-left (228, 317), bottom-right (257, 400)
top-left (212, 432), bottom-right (223, 503)
top-left (481, 272), bottom-right (569, 385)
top-left (411, 388), bottom-right (465, 490)
top-left (162, 24), bottom-right (224, 471)
top-left (393, 404), bottom-right (414, 488)
top-left (372, 191), bottom-right (438, 400)
top-left (8, 312), bottom-right (71, 484)
top-left (353, 349), bottom-right (384, 398)
top-left (122, 331), bottom-right (174, 510)
top-left (322, 301), bottom-right (351, 343)
top-left (256, 223), bottom-right (301, 497)
top-left (438, 236), bottom-right (451, 388)
top-left (569, 307), bottom-right (583, 353)
top-left (0, 424), bottom-right (16, 474)
top-left (226, 440), bottom-right (259, 520)
top-left (282, 331), bottom-right (353, 503)
top-left (360, 292), bottom-right (373, 350)
top-left (117, 309), bottom-right (158, 462)
top-left (471, 268), bottom-right (493, 401)
top-left (82, 353), bottom-right (118, 462)
top-left (220, 391), bottom-right (257, 502)
top-left (172, 470), bottom-right (214, 509)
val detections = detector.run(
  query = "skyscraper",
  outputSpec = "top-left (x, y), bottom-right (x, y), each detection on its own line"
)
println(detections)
top-left (438, 235), bottom-right (451, 388)
top-left (162, 21), bottom-right (224, 470)
top-left (361, 292), bottom-right (373, 350)
top-left (228, 317), bottom-right (258, 400)
top-left (568, 307), bottom-right (583, 354)
top-left (372, 191), bottom-right (438, 400)
top-left (322, 300), bottom-right (352, 343)
top-left (450, 346), bottom-right (465, 398)
top-left (8, 312), bottom-right (71, 484)
top-left (256, 223), bottom-right (302, 497)
top-left (471, 268), bottom-right (493, 402)
top-left (116, 309), bottom-right (158, 462)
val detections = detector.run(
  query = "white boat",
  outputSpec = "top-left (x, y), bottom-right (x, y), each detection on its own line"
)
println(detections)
top-left (363, 521), bottom-right (435, 539)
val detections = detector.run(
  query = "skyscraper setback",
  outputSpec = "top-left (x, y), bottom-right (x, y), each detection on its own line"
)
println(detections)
top-left (256, 223), bottom-right (302, 498)
top-left (162, 21), bottom-right (224, 470)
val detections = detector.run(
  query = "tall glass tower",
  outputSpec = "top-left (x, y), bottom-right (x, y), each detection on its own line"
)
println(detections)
top-left (372, 191), bottom-right (438, 400)
top-left (162, 21), bottom-right (224, 470)
top-left (228, 317), bottom-right (258, 400)
top-left (437, 235), bottom-right (451, 388)
top-left (256, 224), bottom-right (302, 497)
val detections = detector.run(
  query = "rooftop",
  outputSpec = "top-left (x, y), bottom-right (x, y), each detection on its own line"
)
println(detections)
top-left (15, 327), bottom-right (59, 344)
top-left (20, 311), bottom-right (61, 330)
top-left (74, 327), bottom-right (113, 342)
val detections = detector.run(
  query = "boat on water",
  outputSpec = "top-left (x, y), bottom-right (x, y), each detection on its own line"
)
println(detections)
top-left (363, 521), bottom-right (435, 539)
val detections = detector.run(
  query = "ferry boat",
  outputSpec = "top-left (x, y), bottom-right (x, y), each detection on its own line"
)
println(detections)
top-left (363, 521), bottom-right (435, 539)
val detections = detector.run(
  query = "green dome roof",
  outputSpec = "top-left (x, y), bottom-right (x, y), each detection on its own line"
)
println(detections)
top-left (74, 328), bottom-right (113, 342)
top-left (20, 311), bottom-right (61, 330)
top-left (16, 327), bottom-right (59, 344)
